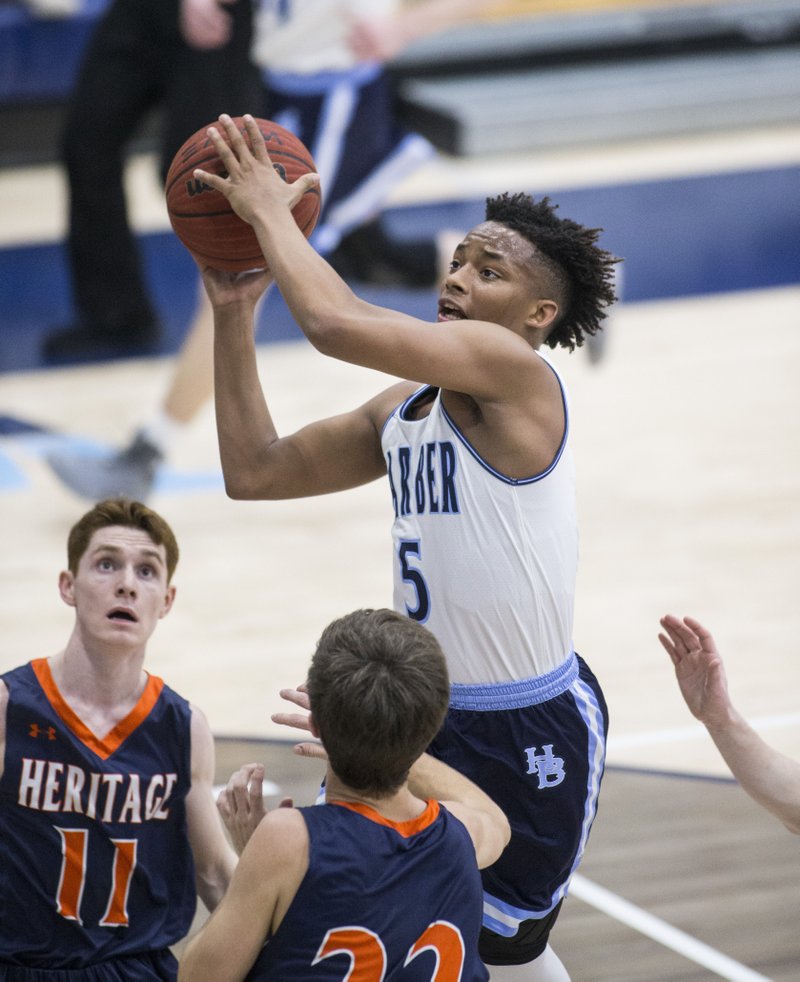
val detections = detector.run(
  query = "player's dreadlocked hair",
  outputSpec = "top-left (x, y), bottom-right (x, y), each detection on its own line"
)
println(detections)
top-left (485, 192), bottom-right (620, 351)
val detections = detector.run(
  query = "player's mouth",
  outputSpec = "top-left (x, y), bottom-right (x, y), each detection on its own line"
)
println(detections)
top-left (437, 299), bottom-right (467, 321)
top-left (107, 607), bottom-right (138, 623)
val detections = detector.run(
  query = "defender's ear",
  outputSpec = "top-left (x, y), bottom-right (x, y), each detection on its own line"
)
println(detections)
top-left (158, 584), bottom-right (177, 620)
top-left (58, 570), bottom-right (76, 609)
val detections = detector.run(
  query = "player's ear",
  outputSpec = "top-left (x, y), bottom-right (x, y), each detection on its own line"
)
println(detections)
top-left (58, 570), bottom-right (76, 608)
top-left (526, 298), bottom-right (558, 333)
top-left (158, 584), bottom-right (177, 619)
top-left (308, 713), bottom-right (320, 739)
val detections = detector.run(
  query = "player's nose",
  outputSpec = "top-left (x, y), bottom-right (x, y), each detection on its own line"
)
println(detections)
top-left (115, 565), bottom-right (137, 595)
top-left (444, 263), bottom-right (468, 290)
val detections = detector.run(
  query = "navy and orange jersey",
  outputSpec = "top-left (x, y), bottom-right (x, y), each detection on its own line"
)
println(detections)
top-left (247, 798), bottom-right (489, 982)
top-left (0, 659), bottom-right (196, 969)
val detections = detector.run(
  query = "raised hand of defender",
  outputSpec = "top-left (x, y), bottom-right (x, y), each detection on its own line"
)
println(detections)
top-left (658, 614), bottom-right (732, 728)
top-left (272, 684), bottom-right (328, 761)
top-left (217, 762), bottom-right (269, 854)
top-left (195, 114), bottom-right (319, 229)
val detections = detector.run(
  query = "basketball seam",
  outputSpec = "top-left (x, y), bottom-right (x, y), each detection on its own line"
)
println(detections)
top-left (168, 186), bottom-right (320, 222)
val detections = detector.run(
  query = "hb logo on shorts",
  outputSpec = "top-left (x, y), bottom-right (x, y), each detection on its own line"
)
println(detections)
top-left (524, 744), bottom-right (566, 788)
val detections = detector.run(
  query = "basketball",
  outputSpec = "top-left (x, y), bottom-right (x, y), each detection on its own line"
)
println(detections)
top-left (164, 116), bottom-right (321, 272)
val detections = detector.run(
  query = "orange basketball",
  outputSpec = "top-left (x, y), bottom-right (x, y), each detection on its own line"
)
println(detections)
top-left (164, 116), bottom-right (321, 272)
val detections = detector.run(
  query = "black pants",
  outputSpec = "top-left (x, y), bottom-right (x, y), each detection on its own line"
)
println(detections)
top-left (61, 0), bottom-right (260, 334)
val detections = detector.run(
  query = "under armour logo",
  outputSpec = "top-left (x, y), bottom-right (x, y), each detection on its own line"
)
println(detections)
top-left (29, 723), bottom-right (56, 741)
top-left (524, 744), bottom-right (565, 788)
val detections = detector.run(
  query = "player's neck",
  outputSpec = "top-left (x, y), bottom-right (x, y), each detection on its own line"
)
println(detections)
top-left (49, 636), bottom-right (149, 724)
top-left (325, 774), bottom-right (428, 823)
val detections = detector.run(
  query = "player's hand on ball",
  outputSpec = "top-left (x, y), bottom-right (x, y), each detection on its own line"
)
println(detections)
top-left (198, 263), bottom-right (273, 312)
top-left (166, 115), bottom-right (319, 270)
top-left (196, 114), bottom-right (320, 228)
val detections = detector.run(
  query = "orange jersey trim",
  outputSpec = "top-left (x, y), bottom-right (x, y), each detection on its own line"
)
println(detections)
top-left (329, 798), bottom-right (441, 838)
top-left (30, 658), bottom-right (164, 761)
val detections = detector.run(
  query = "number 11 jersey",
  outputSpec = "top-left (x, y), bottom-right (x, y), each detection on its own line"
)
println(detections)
top-left (0, 659), bottom-right (196, 969)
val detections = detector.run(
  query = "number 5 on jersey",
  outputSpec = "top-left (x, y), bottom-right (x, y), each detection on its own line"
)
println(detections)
top-left (399, 540), bottom-right (430, 623)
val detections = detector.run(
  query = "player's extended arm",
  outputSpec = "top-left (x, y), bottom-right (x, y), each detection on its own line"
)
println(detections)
top-left (185, 707), bottom-right (238, 910)
top-left (197, 116), bottom-right (548, 406)
top-left (209, 277), bottom-right (401, 499)
top-left (408, 753), bottom-right (510, 867)
top-left (179, 808), bottom-right (309, 981)
top-left (659, 614), bottom-right (800, 834)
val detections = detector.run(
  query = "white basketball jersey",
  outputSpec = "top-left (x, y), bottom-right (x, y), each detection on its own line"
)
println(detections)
top-left (254, 0), bottom-right (400, 75)
top-left (381, 355), bottom-right (577, 685)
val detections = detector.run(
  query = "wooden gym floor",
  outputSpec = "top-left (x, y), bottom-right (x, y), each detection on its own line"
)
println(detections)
top-left (1, 122), bottom-right (799, 978)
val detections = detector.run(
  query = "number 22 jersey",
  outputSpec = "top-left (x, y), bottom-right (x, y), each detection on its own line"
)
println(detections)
top-left (247, 799), bottom-right (488, 981)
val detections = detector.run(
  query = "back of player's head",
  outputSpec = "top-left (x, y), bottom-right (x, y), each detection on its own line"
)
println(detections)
top-left (307, 608), bottom-right (450, 797)
top-left (485, 191), bottom-right (619, 352)
top-left (67, 498), bottom-right (180, 582)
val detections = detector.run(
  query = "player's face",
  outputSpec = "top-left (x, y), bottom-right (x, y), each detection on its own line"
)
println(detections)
top-left (437, 222), bottom-right (545, 332)
top-left (62, 526), bottom-right (175, 650)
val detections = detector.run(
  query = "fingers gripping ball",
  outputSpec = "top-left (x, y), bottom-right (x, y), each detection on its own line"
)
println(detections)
top-left (165, 116), bottom-right (321, 272)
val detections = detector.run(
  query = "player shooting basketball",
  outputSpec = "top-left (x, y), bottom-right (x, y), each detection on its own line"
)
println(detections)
top-left (196, 113), bottom-right (618, 982)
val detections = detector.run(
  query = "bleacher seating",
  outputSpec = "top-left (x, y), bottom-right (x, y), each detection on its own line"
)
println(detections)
top-left (1, 0), bottom-right (799, 165)
top-left (390, 0), bottom-right (800, 154)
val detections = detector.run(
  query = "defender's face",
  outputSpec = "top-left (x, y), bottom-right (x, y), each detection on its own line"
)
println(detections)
top-left (437, 221), bottom-right (543, 331)
top-left (61, 526), bottom-right (174, 650)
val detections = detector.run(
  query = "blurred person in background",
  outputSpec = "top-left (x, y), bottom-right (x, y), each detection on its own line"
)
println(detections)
top-left (42, 0), bottom-right (260, 363)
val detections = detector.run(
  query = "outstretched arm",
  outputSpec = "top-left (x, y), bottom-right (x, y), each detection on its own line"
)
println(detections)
top-left (199, 249), bottom-right (402, 500)
top-left (408, 753), bottom-right (510, 868)
top-left (196, 116), bottom-right (552, 404)
top-left (659, 614), bottom-right (800, 834)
